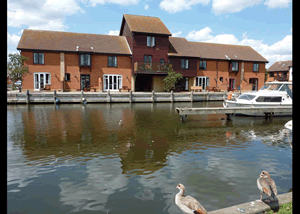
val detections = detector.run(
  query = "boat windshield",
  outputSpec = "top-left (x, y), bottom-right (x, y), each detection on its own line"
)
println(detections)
top-left (259, 83), bottom-right (282, 91)
top-left (238, 94), bottom-right (256, 101)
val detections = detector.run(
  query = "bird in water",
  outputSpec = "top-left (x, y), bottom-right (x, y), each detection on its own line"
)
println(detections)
top-left (126, 142), bottom-right (132, 148)
top-left (175, 183), bottom-right (207, 214)
top-left (119, 120), bottom-right (123, 125)
top-left (257, 171), bottom-right (277, 203)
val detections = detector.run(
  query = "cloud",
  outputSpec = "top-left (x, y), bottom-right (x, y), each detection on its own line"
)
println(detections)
top-left (159, 0), bottom-right (210, 13)
top-left (186, 27), bottom-right (214, 41)
top-left (186, 27), bottom-right (292, 68)
top-left (7, 33), bottom-right (21, 47)
top-left (172, 31), bottom-right (182, 37)
top-left (107, 30), bottom-right (120, 35)
top-left (85, 0), bottom-right (139, 7)
top-left (264, 0), bottom-right (291, 8)
top-left (212, 0), bottom-right (263, 14)
top-left (144, 4), bottom-right (149, 10)
top-left (8, 0), bottom-right (84, 30)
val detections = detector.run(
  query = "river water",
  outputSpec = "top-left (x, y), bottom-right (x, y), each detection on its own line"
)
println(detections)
top-left (7, 102), bottom-right (292, 214)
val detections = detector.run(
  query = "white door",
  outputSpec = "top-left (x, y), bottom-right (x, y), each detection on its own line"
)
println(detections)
top-left (104, 75), bottom-right (122, 91)
top-left (34, 73), bottom-right (50, 91)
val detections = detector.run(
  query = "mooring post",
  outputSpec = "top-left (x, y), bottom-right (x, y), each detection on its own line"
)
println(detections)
top-left (152, 90), bottom-right (155, 103)
top-left (180, 114), bottom-right (187, 123)
top-left (107, 89), bottom-right (111, 103)
top-left (53, 90), bottom-right (57, 104)
top-left (207, 91), bottom-right (209, 101)
top-left (26, 90), bottom-right (30, 104)
top-left (129, 90), bottom-right (132, 103)
top-left (226, 113), bottom-right (234, 121)
top-left (171, 90), bottom-right (174, 103)
top-left (191, 91), bottom-right (194, 103)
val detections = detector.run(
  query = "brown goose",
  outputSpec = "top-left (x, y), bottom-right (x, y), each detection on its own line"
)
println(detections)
top-left (175, 183), bottom-right (208, 214)
top-left (257, 171), bottom-right (278, 203)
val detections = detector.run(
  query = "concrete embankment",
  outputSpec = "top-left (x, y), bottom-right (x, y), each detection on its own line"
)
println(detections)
top-left (7, 90), bottom-right (238, 104)
top-left (208, 192), bottom-right (292, 214)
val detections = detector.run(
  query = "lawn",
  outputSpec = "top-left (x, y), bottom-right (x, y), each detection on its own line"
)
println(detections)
top-left (262, 201), bottom-right (292, 214)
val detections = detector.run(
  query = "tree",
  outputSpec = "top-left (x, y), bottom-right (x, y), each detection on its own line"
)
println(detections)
top-left (163, 64), bottom-right (183, 92)
top-left (7, 53), bottom-right (29, 91)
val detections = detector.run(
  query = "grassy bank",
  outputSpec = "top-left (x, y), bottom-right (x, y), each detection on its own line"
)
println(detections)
top-left (261, 201), bottom-right (292, 214)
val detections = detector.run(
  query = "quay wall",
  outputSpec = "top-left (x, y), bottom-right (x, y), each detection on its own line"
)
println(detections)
top-left (7, 91), bottom-right (240, 104)
top-left (208, 192), bottom-right (292, 214)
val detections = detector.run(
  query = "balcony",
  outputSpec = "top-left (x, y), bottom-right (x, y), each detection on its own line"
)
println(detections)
top-left (134, 62), bottom-right (173, 74)
top-left (275, 75), bottom-right (288, 81)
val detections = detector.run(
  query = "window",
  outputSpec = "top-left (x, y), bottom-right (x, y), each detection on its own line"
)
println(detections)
top-left (181, 59), bottom-right (189, 69)
top-left (144, 55), bottom-right (152, 63)
top-left (160, 59), bottom-right (164, 64)
top-left (33, 53), bottom-right (44, 64)
top-left (199, 60), bottom-right (207, 70)
top-left (219, 77), bottom-right (223, 82)
top-left (108, 56), bottom-right (117, 67)
top-left (253, 63), bottom-right (259, 72)
top-left (231, 62), bottom-right (239, 71)
top-left (195, 76), bottom-right (209, 90)
top-left (103, 75), bottom-right (122, 91)
top-left (65, 73), bottom-right (71, 81)
top-left (147, 36), bottom-right (155, 47)
top-left (269, 72), bottom-right (274, 77)
top-left (80, 54), bottom-right (91, 66)
top-left (256, 96), bottom-right (282, 102)
top-left (238, 94), bottom-right (256, 100)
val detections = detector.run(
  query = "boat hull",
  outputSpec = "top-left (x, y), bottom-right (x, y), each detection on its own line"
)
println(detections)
top-left (224, 101), bottom-right (292, 116)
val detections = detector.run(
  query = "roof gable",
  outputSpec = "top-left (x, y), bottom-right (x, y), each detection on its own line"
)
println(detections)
top-left (120, 14), bottom-right (171, 36)
top-left (17, 29), bottom-right (132, 55)
top-left (168, 37), bottom-right (199, 58)
top-left (267, 60), bottom-right (292, 72)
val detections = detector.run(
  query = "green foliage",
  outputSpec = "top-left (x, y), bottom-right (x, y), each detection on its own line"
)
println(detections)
top-left (263, 201), bottom-right (292, 214)
top-left (163, 64), bottom-right (183, 92)
top-left (7, 53), bottom-right (29, 90)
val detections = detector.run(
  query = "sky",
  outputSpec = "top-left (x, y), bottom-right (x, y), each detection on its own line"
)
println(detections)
top-left (7, 0), bottom-right (292, 68)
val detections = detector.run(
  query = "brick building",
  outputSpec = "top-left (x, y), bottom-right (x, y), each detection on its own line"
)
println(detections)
top-left (17, 14), bottom-right (268, 92)
top-left (266, 60), bottom-right (292, 82)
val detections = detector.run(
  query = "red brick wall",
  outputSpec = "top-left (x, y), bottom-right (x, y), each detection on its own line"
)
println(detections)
top-left (195, 59), bottom-right (266, 91)
top-left (21, 50), bottom-right (132, 91)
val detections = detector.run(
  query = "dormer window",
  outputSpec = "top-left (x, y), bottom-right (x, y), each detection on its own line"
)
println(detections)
top-left (147, 36), bottom-right (155, 47)
top-left (80, 54), bottom-right (91, 66)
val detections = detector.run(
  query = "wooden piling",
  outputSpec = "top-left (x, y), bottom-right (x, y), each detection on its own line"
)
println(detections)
top-left (26, 90), bottom-right (30, 104)
top-left (191, 91), bottom-right (194, 103)
top-left (54, 90), bottom-right (57, 104)
top-left (107, 90), bottom-right (111, 103)
top-left (129, 90), bottom-right (132, 103)
top-left (152, 90), bottom-right (155, 103)
top-left (171, 90), bottom-right (174, 103)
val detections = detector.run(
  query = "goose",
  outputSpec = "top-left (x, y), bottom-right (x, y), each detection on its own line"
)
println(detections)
top-left (126, 142), bottom-right (132, 148)
top-left (119, 120), bottom-right (123, 125)
top-left (175, 183), bottom-right (207, 214)
top-left (257, 171), bottom-right (277, 203)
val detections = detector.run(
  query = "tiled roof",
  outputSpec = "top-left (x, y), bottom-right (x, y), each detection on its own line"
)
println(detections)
top-left (189, 41), bottom-right (268, 63)
top-left (168, 37), bottom-right (199, 58)
top-left (17, 29), bottom-right (132, 55)
top-left (121, 14), bottom-right (171, 36)
top-left (267, 60), bottom-right (292, 72)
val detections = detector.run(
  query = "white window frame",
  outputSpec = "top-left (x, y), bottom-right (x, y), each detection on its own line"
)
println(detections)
top-left (195, 76), bottom-right (209, 91)
top-left (147, 36), bottom-right (155, 47)
top-left (33, 72), bottom-right (51, 91)
top-left (103, 74), bottom-right (122, 91)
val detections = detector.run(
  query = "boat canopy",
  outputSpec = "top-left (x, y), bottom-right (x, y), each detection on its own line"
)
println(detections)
top-left (259, 82), bottom-right (292, 99)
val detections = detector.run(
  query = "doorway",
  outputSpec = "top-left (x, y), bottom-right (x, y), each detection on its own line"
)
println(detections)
top-left (229, 78), bottom-right (236, 91)
top-left (80, 74), bottom-right (90, 90)
top-left (249, 78), bottom-right (258, 91)
top-left (135, 75), bottom-right (153, 92)
top-left (34, 73), bottom-right (50, 91)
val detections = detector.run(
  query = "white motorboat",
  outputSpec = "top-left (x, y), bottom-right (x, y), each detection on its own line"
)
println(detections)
top-left (224, 81), bottom-right (292, 116)
top-left (284, 120), bottom-right (292, 131)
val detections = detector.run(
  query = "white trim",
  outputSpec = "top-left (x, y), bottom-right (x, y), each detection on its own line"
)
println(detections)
top-left (103, 74), bottom-right (123, 91)
top-left (33, 72), bottom-right (51, 91)
top-left (123, 36), bottom-right (132, 55)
